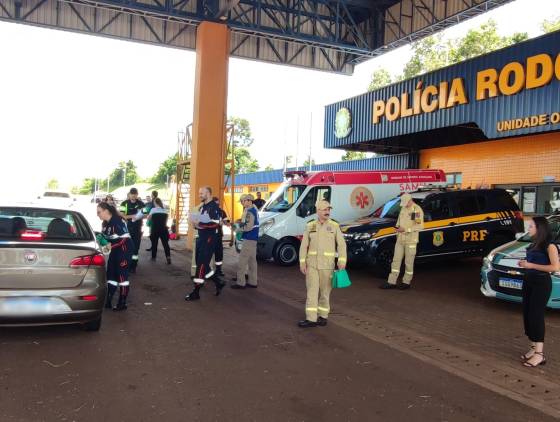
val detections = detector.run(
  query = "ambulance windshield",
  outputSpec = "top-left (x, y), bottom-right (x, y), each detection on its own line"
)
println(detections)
top-left (264, 184), bottom-right (306, 213)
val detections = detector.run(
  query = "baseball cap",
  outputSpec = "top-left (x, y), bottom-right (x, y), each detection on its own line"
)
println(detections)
top-left (400, 193), bottom-right (412, 206)
top-left (316, 200), bottom-right (332, 211)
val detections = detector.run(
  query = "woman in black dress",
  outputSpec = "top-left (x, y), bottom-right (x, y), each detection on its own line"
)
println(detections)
top-left (518, 216), bottom-right (560, 367)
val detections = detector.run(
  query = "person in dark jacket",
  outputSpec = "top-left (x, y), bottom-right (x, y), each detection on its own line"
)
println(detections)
top-left (97, 202), bottom-right (134, 311)
top-left (518, 216), bottom-right (560, 367)
top-left (120, 188), bottom-right (145, 273)
top-left (146, 197), bottom-right (171, 264)
top-left (185, 186), bottom-right (226, 301)
top-left (253, 191), bottom-right (266, 210)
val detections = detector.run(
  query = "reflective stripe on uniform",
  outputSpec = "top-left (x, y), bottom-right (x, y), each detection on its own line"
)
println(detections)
top-left (391, 269), bottom-right (400, 273)
top-left (132, 255), bottom-right (139, 260)
top-left (306, 307), bottom-right (318, 311)
top-left (299, 259), bottom-right (306, 263)
top-left (338, 257), bottom-right (347, 263)
top-left (323, 252), bottom-right (336, 257)
top-left (119, 281), bottom-right (130, 286)
top-left (193, 278), bottom-right (204, 284)
top-left (408, 245), bottom-right (416, 249)
top-left (405, 271), bottom-right (413, 275)
top-left (308, 251), bottom-right (317, 255)
top-left (215, 261), bottom-right (223, 265)
top-left (318, 306), bottom-right (330, 312)
top-left (205, 270), bottom-right (215, 279)
top-left (107, 280), bottom-right (118, 286)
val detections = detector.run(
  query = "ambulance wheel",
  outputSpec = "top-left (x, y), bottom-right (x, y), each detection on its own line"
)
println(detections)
top-left (274, 240), bottom-right (299, 266)
top-left (374, 244), bottom-right (393, 277)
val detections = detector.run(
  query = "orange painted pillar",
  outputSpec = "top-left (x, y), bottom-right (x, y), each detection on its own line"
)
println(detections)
top-left (188, 22), bottom-right (230, 248)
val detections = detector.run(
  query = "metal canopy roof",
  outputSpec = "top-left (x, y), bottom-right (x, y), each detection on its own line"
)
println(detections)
top-left (0, 0), bottom-right (512, 74)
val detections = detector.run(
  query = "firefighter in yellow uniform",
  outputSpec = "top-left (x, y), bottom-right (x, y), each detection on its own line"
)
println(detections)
top-left (298, 200), bottom-right (347, 328)
top-left (380, 193), bottom-right (424, 290)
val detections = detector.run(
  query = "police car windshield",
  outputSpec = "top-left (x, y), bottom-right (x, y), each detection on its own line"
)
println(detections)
top-left (370, 197), bottom-right (424, 220)
top-left (519, 217), bottom-right (560, 244)
top-left (264, 184), bottom-right (306, 213)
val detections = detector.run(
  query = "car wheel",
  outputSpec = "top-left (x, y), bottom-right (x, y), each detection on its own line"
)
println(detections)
top-left (485, 234), bottom-right (511, 255)
top-left (374, 243), bottom-right (394, 277)
top-left (273, 241), bottom-right (299, 266)
top-left (83, 317), bottom-right (102, 332)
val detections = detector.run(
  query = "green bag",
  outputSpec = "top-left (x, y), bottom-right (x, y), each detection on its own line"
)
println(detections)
top-left (96, 233), bottom-right (108, 247)
top-left (332, 269), bottom-right (351, 289)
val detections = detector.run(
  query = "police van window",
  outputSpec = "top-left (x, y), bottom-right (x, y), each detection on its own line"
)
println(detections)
top-left (494, 190), bottom-right (519, 211)
top-left (296, 186), bottom-right (331, 218)
top-left (457, 192), bottom-right (481, 216)
top-left (474, 193), bottom-right (488, 212)
top-left (422, 196), bottom-right (453, 221)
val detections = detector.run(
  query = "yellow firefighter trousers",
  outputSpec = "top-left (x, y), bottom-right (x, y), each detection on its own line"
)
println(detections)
top-left (305, 267), bottom-right (333, 322)
top-left (387, 240), bottom-right (418, 285)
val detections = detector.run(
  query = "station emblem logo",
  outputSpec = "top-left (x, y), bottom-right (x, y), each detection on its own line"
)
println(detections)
top-left (433, 231), bottom-right (444, 247)
top-left (335, 107), bottom-right (352, 138)
top-left (350, 187), bottom-right (374, 211)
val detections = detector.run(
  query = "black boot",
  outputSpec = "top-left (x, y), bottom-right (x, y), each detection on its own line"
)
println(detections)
top-left (166, 256), bottom-right (172, 265)
top-left (105, 285), bottom-right (117, 309)
top-left (185, 285), bottom-right (201, 301)
top-left (213, 276), bottom-right (226, 296)
top-left (216, 265), bottom-right (224, 276)
top-left (113, 295), bottom-right (127, 311)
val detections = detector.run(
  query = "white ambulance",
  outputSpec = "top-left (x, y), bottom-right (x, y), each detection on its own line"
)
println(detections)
top-left (255, 169), bottom-right (446, 265)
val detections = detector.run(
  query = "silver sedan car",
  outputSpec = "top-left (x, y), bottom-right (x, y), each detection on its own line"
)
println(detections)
top-left (0, 204), bottom-right (106, 331)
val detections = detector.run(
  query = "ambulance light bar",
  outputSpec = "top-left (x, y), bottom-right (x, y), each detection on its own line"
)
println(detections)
top-left (284, 170), bottom-right (308, 179)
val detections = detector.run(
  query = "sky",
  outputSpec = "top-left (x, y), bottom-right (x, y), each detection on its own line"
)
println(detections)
top-left (0, 0), bottom-right (559, 197)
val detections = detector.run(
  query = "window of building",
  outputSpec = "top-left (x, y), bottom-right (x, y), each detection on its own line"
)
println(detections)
top-left (233, 187), bottom-right (244, 193)
top-left (521, 187), bottom-right (537, 214)
top-left (249, 185), bottom-right (269, 193)
top-left (446, 172), bottom-right (463, 186)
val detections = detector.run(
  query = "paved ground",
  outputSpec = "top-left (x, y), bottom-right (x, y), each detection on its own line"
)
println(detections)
top-left (1, 239), bottom-right (559, 421)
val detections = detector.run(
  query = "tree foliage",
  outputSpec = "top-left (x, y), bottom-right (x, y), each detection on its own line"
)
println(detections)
top-left (151, 154), bottom-right (178, 185)
top-left (368, 69), bottom-right (393, 92)
top-left (46, 179), bottom-right (59, 190)
top-left (302, 158), bottom-right (316, 167)
top-left (541, 17), bottom-right (560, 33)
top-left (226, 117), bottom-right (259, 174)
top-left (341, 151), bottom-right (367, 161)
top-left (108, 160), bottom-right (139, 189)
top-left (371, 20), bottom-right (529, 87)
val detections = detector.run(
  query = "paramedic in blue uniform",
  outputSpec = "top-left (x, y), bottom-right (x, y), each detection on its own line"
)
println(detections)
top-left (120, 188), bottom-right (145, 273)
top-left (97, 202), bottom-right (134, 311)
top-left (185, 186), bottom-right (226, 301)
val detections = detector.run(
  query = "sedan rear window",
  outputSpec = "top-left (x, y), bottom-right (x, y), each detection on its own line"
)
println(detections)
top-left (0, 207), bottom-right (92, 241)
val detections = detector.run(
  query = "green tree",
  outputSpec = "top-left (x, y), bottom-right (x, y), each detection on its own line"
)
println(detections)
top-left (302, 158), bottom-right (316, 167)
top-left (541, 17), bottom-right (560, 33)
top-left (341, 151), bottom-right (367, 161)
top-left (402, 35), bottom-right (449, 79)
top-left (368, 68), bottom-right (393, 91)
top-left (78, 178), bottom-right (96, 195)
top-left (108, 161), bottom-right (139, 189)
top-left (46, 179), bottom-right (59, 190)
top-left (449, 20), bottom-right (527, 63)
top-left (264, 164), bottom-right (274, 171)
top-left (229, 117), bottom-right (254, 147)
top-left (225, 117), bottom-right (259, 174)
top-left (151, 154), bottom-right (178, 185)
top-left (70, 186), bottom-right (80, 195)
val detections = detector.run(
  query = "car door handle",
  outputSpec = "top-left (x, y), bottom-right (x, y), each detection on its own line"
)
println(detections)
top-left (448, 222), bottom-right (456, 226)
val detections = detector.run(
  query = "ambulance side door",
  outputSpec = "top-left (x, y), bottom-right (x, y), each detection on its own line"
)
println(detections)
top-left (295, 186), bottom-right (332, 227)
top-left (418, 194), bottom-right (459, 256)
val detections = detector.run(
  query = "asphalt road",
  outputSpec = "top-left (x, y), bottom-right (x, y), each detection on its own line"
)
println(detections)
top-left (1, 241), bottom-right (558, 422)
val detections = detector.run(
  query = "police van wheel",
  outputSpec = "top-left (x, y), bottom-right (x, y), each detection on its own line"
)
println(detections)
top-left (274, 241), bottom-right (299, 266)
top-left (374, 244), bottom-right (394, 277)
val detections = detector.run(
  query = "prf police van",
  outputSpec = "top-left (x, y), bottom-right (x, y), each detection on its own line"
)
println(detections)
top-left (341, 187), bottom-right (525, 274)
top-left (256, 169), bottom-right (446, 266)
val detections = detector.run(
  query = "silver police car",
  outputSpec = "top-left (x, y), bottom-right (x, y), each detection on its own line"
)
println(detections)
top-left (0, 204), bottom-right (106, 331)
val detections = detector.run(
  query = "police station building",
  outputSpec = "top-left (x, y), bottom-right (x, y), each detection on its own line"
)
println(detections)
top-left (324, 30), bottom-right (560, 215)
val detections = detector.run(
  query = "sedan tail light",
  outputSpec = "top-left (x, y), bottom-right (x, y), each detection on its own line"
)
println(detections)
top-left (70, 254), bottom-right (105, 268)
top-left (20, 230), bottom-right (45, 241)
